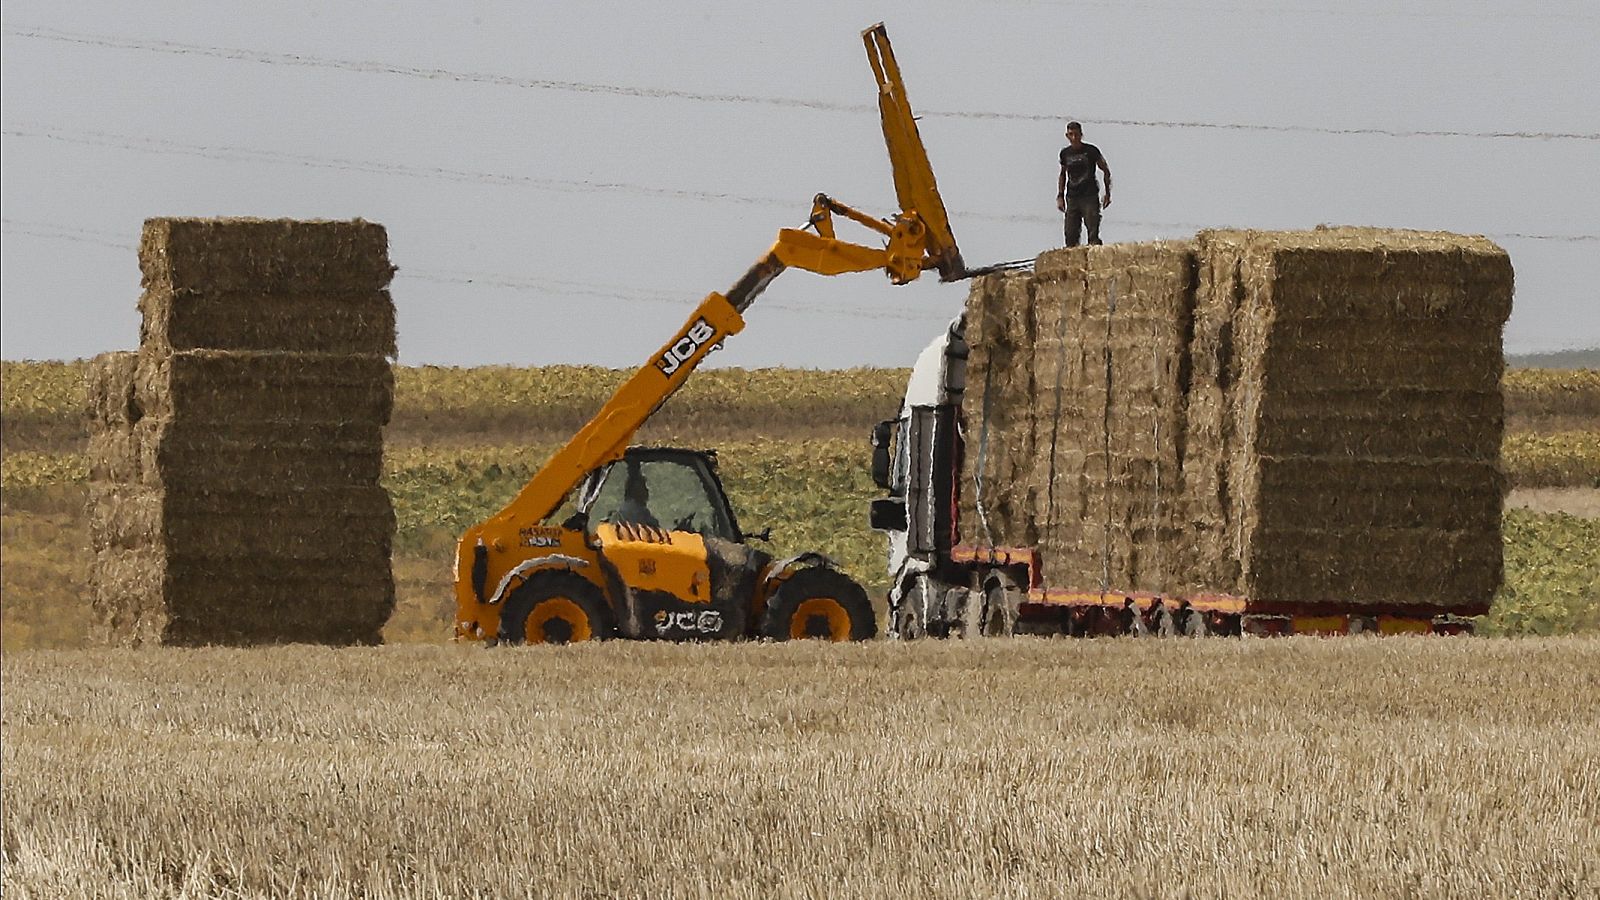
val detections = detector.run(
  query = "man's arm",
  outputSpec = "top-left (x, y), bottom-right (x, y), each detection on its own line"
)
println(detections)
top-left (1097, 155), bottom-right (1112, 208)
top-left (1057, 164), bottom-right (1068, 212)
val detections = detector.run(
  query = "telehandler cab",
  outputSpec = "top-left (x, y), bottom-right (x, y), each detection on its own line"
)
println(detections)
top-left (453, 24), bottom-right (968, 644)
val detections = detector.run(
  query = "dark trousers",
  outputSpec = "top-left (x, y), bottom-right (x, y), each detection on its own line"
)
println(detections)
top-left (1063, 195), bottom-right (1102, 247)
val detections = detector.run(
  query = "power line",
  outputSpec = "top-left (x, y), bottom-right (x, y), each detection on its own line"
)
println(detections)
top-left (0, 126), bottom-right (783, 207)
top-left (6, 127), bottom-right (1595, 244)
top-left (5, 24), bottom-right (1596, 143)
top-left (998, 0), bottom-right (1599, 22)
top-left (0, 219), bottom-right (131, 251)
top-left (399, 269), bottom-right (954, 322)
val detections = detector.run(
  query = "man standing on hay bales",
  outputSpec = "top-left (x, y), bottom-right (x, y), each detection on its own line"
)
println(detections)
top-left (1057, 121), bottom-right (1112, 247)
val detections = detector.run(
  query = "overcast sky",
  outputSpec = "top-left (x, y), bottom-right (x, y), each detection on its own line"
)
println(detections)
top-left (3, 0), bottom-right (1596, 368)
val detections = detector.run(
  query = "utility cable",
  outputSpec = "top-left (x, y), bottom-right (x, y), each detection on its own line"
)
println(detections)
top-left (1100, 279), bottom-right (1116, 594)
top-left (5, 126), bottom-right (1596, 244)
top-left (5, 24), bottom-right (1596, 142)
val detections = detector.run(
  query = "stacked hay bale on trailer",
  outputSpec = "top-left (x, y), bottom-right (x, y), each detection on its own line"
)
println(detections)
top-left (926, 227), bottom-right (1512, 635)
top-left (86, 218), bottom-right (397, 647)
top-left (1181, 228), bottom-right (1510, 624)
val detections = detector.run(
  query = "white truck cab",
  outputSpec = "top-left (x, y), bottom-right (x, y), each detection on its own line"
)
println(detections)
top-left (868, 315), bottom-right (974, 636)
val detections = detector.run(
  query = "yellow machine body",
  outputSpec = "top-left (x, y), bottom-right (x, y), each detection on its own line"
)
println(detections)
top-left (591, 523), bottom-right (712, 604)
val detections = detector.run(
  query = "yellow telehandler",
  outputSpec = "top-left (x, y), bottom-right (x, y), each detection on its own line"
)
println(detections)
top-left (453, 24), bottom-right (966, 644)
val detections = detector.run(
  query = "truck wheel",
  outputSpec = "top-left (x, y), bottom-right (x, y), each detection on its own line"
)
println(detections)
top-left (892, 603), bottom-right (926, 640)
top-left (763, 568), bottom-right (876, 642)
top-left (891, 572), bottom-right (930, 640)
top-left (498, 571), bottom-right (612, 645)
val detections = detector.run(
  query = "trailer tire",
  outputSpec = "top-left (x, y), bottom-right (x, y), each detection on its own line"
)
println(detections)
top-left (763, 567), bottom-right (876, 642)
top-left (980, 575), bottom-right (1020, 637)
top-left (1152, 603), bottom-right (1177, 637)
top-left (498, 572), bottom-right (613, 645)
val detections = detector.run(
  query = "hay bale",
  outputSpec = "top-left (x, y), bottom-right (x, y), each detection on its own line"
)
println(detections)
top-left (87, 217), bottom-right (400, 647)
top-left (139, 288), bottom-right (397, 356)
top-left (85, 351), bottom-right (142, 428)
top-left (89, 547), bottom-right (394, 647)
top-left (1221, 227), bottom-right (1512, 613)
top-left (1023, 242), bottom-right (1195, 592)
top-left (134, 350), bottom-right (394, 426)
top-left (139, 218), bottom-right (394, 295)
top-left (88, 484), bottom-right (395, 559)
top-left (87, 548), bottom-right (169, 646)
top-left (88, 419), bottom-right (384, 489)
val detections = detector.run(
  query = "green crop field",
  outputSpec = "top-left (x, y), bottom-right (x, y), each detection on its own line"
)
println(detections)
top-left (2, 361), bottom-right (1598, 647)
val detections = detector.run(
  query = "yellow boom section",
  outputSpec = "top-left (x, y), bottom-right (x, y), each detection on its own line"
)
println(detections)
top-left (863, 22), bottom-right (964, 281)
top-left (484, 290), bottom-right (747, 530)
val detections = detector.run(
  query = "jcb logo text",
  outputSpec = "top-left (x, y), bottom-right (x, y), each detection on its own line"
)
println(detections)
top-left (656, 318), bottom-right (717, 376)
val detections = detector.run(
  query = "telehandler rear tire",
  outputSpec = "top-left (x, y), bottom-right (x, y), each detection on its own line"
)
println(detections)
top-left (498, 572), bottom-right (613, 645)
top-left (762, 567), bottom-right (877, 642)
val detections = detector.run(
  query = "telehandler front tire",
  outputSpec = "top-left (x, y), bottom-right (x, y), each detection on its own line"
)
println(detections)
top-left (498, 571), bottom-right (613, 645)
top-left (762, 567), bottom-right (876, 642)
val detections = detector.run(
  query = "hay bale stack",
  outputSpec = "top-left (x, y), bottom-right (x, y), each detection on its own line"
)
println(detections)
top-left (966, 243), bottom-right (1196, 594)
top-left (1032, 242), bottom-right (1195, 594)
top-left (86, 218), bottom-right (397, 646)
top-left (959, 227), bottom-right (1511, 615)
top-left (957, 272), bottom-right (1038, 547)
top-left (1212, 227), bottom-right (1512, 612)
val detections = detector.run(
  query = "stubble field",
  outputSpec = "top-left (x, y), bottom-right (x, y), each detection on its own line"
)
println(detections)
top-left (4, 639), bottom-right (1599, 898)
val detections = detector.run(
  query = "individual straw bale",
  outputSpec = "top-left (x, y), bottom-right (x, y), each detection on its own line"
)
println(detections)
top-left (1250, 458), bottom-right (1503, 531)
top-left (87, 427), bottom-right (145, 484)
top-left (1254, 395), bottom-right (1503, 460)
top-left (139, 289), bottom-right (397, 357)
top-left (134, 350), bottom-right (395, 426)
top-left (1246, 527), bottom-right (1501, 613)
top-left (88, 548), bottom-right (170, 647)
top-left (87, 484), bottom-right (395, 560)
top-left (1254, 226), bottom-right (1511, 323)
top-left (163, 559), bottom-right (393, 647)
top-left (87, 484), bottom-right (156, 554)
top-left (139, 218), bottom-right (394, 295)
top-left (90, 419), bottom-right (384, 489)
top-left (89, 548), bottom-right (394, 647)
top-left (85, 351), bottom-right (143, 428)
top-left (958, 271), bottom-right (1038, 546)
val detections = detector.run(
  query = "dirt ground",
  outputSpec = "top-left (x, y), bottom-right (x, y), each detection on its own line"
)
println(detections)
top-left (1506, 487), bottom-right (1600, 518)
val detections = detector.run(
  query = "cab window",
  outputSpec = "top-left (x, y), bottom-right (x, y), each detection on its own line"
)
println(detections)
top-left (587, 457), bottom-right (736, 540)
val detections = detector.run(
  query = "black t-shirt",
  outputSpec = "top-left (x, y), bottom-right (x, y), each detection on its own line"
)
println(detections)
top-left (1059, 143), bottom-right (1104, 199)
